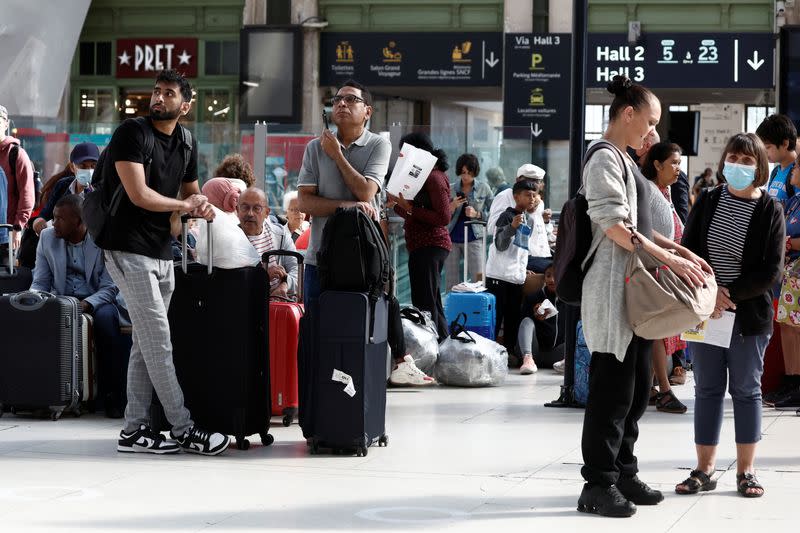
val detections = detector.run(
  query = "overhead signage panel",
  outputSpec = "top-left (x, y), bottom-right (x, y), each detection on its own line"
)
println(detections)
top-left (320, 32), bottom-right (503, 87)
top-left (587, 33), bottom-right (774, 89)
top-left (503, 33), bottom-right (572, 141)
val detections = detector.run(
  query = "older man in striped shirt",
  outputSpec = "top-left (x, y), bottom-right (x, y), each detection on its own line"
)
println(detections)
top-left (237, 187), bottom-right (299, 298)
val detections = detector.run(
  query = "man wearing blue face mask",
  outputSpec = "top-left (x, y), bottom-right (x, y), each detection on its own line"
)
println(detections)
top-left (31, 142), bottom-right (100, 237)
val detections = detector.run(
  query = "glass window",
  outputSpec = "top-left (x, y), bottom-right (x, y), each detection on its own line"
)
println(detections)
top-left (585, 104), bottom-right (609, 140)
top-left (96, 42), bottom-right (112, 76)
top-left (222, 41), bottom-right (239, 75)
top-left (79, 42), bottom-right (112, 76)
top-left (79, 43), bottom-right (95, 76)
top-left (205, 41), bottom-right (221, 76)
top-left (201, 90), bottom-right (231, 123)
top-left (205, 40), bottom-right (239, 76)
top-left (78, 89), bottom-right (116, 128)
top-left (746, 105), bottom-right (776, 133)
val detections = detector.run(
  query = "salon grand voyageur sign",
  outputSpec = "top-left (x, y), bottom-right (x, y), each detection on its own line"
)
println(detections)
top-left (116, 38), bottom-right (198, 78)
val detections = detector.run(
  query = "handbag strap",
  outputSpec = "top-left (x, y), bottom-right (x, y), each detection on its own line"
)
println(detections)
top-left (400, 307), bottom-right (426, 325)
top-left (448, 312), bottom-right (476, 344)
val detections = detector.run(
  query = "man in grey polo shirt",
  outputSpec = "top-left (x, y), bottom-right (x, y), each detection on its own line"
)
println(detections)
top-left (297, 79), bottom-right (391, 309)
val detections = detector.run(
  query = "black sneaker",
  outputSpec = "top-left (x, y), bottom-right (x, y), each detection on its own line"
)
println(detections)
top-left (616, 475), bottom-right (664, 505)
top-left (773, 389), bottom-right (800, 410)
top-left (577, 483), bottom-right (636, 518)
top-left (118, 425), bottom-right (180, 454)
top-left (763, 383), bottom-right (797, 406)
top-left (170, 426), bottom-right (231, 456)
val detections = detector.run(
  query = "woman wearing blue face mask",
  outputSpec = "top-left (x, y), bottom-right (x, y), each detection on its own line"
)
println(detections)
top-left (31, 142), bottom-right (100, 237)
top-left (677, 133), bottom-right (786, 499)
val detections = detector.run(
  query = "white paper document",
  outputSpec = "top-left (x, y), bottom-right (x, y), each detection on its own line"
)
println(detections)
top-left (537, 299), bottom-right (558, 318)
top-left (385, 143), bottom-right (437, 200)
top-left (680, 311), bottom-right (736, 349)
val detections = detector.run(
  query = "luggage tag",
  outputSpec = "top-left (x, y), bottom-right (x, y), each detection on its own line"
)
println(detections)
top-left (332, 369), bottom-right (357, 397)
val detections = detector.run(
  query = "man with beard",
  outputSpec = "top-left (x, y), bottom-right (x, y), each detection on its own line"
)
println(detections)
top-left (97, 70), bottom-right (230, 456)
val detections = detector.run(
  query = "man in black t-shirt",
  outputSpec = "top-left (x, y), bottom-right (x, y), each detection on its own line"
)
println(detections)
top-left (101, 70), bottom-right (230, 456)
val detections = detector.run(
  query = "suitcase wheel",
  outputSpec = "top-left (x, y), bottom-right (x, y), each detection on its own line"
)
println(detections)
top-left (282, 415), bottom-right (292, 427)
top-left (379, 435), bottom-right (388, 447)
top-left (235, 437), bottom-right (250, 451)
top-left (356, 446), bottom-right (368, 458)
top-left (309, 440), bottom-right (320, 455)
top-left (260, 432), bottom-right (274, 447)
top-left (50, 410), bottom-right (61, 421)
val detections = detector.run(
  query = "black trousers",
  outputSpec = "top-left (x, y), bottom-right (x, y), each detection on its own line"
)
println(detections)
top-left (486, 278), bottom-right (523, 353)
top-left (387, 294), bottom-right (406, 364)
top-left (581, 335), bottom-right (653, 487)
top-left (408, 246), bottom-right (449, 341)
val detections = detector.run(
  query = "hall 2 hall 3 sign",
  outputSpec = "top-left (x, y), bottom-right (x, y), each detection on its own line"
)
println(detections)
top-left (116, 39), bottom-right (198, 78)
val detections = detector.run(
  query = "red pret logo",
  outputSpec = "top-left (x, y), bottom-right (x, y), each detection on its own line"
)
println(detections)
top-left (116, 38), bottom-right (198, 78)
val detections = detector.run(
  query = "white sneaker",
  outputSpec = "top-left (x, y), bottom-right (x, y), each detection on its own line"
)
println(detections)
top-left (389, 355), bottom-right (436, 386)
top-left (520, 354), bottom-right (538, 375)
top-left (553, 359), bottom-right (565, 374)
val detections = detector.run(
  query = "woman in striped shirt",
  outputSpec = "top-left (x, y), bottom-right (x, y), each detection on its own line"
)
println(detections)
top-left (677, 133), bottom-right (786, 499)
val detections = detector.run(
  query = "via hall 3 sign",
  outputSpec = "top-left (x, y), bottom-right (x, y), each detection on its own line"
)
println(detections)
top-left (116, 38), bottom-right (198, 78)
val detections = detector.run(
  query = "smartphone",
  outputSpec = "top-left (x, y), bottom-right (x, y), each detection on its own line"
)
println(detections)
top-left (322, 110), bottom-right (330, 130)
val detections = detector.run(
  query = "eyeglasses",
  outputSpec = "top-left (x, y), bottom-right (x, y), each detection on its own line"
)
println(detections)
top-left (238, 204), bottom-right (266, 214)
top-left (331, 94), bottom-right (366, 106)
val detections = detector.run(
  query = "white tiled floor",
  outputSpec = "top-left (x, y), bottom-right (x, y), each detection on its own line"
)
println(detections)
top-left (1, 371), bottom-right (798, 532)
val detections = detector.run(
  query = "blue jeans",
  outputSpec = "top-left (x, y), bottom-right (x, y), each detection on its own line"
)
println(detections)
top-left (690, 319), bottom-right (771, 445)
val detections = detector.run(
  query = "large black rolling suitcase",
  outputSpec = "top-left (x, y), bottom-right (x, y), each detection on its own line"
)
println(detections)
top-left (0, 224), bottom-right (33, 295)
top-left (153, 218), bottom-right (274, 450)
top-left (0, 291), bottom-right (83, 420)
top-left (306, 291), bottom-right (389, 457)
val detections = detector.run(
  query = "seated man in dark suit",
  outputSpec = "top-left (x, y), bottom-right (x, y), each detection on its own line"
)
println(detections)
top-left (30, 194), bottom-right (131, 418)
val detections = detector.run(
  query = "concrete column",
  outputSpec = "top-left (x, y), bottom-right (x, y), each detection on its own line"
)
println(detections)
top-left (504, 0), bottom-right (533, 33)
top-left (294, 0), bottom-right (323, 132)
top-left (242, 0), bottom-right (266, 25)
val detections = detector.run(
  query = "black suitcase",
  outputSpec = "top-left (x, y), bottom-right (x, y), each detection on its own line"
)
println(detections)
top-left (0, 291), bottom-right (83, 420)
top-left (0, 224), bottom-right (33, 295)
top-left (307, 291), bottom-right (389, 457)
top-left (153, 218), bottom-right (274, 450)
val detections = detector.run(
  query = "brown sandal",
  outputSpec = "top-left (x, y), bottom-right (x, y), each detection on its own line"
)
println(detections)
top-left (656, 390), bottom-right (688, 414)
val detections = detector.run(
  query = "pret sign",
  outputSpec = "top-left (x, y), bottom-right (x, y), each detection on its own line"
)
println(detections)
top-left (116, 38), bottom-right (198, 78)
top-left (503, 33), bottom-right (572, 141)
top-left (587, 33), bottom-right (774, 89)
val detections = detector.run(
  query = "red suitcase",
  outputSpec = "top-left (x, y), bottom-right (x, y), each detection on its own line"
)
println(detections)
top-left (264, 250), bottom-right (304, 426)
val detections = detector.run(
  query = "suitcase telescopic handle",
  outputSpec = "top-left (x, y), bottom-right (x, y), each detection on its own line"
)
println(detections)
top-left (180, 215), bottom-right (213, 275)
top-left (463, 220), bottom-right (487, 283)
top-left (0, 224), bottom-right (16, 275)
top-left (262, 250), bottom-right (304, 301)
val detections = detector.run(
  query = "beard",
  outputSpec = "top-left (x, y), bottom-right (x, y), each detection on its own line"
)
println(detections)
top-left (150, 105), bottom-right (181, 121)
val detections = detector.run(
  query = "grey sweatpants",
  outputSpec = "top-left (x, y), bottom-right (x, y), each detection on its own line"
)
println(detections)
top-left (517, 317), bottom-right (564, 368)
top-left (104, 250), bottom-right (193, 435)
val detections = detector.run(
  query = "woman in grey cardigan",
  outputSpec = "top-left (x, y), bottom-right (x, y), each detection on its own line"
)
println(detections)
top-left (577, 76), bottom-right (711, 518)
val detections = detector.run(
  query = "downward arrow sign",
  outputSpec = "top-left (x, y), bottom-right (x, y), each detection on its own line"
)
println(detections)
top-left (485, 52), bottom-right (499, 68)
top-left (747, 51), bottom-right (765, 71)
top-left (531, 123), bottom-right (543, 138)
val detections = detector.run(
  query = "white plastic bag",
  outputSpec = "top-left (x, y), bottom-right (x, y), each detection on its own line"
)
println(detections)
top-left (400, 307), bottom-right (439, 375)
top-left (194, 206), bottom-right (260, 269)
top-left (435, 315), bottom-right (508, 387)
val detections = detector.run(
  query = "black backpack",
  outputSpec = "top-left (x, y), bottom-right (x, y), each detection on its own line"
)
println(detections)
top-left (317, 206), bottom-right (391, 310)
top-left (554, 141), bottom-right (628, 305)
top-left (83, 117), bottom-right (192, 248)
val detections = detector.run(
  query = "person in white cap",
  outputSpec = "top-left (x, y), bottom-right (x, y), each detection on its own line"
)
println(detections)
top-left (0, 104), bottom-right (35, 261)
top-left (486, 163), bottom-right (553, 273)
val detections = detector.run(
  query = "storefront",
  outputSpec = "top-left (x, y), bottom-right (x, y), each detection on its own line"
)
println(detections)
top-left (69, 0), bottom-right (244, 132)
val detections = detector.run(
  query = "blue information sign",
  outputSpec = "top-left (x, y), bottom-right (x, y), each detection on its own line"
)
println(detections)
top-left (587, 33), bottom-right (774, 89)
